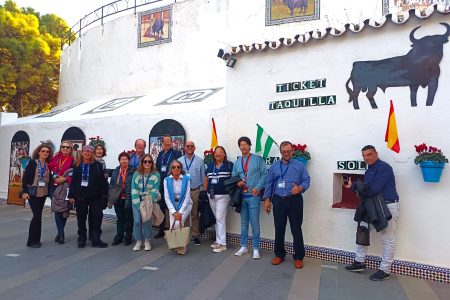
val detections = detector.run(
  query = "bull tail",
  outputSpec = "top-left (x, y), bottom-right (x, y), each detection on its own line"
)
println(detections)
top-left (346, 78), bottom-right (353, 102)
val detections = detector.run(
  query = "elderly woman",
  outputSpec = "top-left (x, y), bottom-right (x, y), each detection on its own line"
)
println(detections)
top-left (22, 143), bottom-right (53, 248)
top-left (49, 141), bottom-right (75, 244)
top-left (164, 160), bottom-right (193, 255)
top-left (204, 146), bottom-right (233, 253)
top-left (131, 154), bottom-right (160, 251)
top-left (94, 144), bottom-right (107, 171)
top-left (68, 145), bottom-right (108, 248)
top-left (109, 152), bottom-right (135, 246)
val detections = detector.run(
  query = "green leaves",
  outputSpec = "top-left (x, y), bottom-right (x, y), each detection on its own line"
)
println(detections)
top-left (0, 0), bottom-right (69, 116)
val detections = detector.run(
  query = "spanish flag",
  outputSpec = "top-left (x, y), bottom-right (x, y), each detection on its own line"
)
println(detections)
top-left (385, 100), bottom-right (400, 153)
top-left (210, 118), bottom-right (218, 148)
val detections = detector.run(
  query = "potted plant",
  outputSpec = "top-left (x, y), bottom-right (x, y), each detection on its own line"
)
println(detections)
top-left (203, 148), bottom-right (214, 165)
top-left (292, 144), bottom-right (311, 167)
top-left (414, 143), bottom-right (448, 183)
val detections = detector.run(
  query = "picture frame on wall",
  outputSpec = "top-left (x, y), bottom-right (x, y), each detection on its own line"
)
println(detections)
top-left (138, 5), bottom-right (172, 48)
top-left (382, 0), bottom-right (441, 17)
top-left (266, 0), bottom-right (320, 26)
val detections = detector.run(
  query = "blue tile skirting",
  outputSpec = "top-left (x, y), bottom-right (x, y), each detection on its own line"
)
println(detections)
top-left (2, 200), bottom-right (448, 284)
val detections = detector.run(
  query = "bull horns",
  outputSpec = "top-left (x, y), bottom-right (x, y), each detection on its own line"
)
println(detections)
top-left (410, 23), bottom-right (450, 43)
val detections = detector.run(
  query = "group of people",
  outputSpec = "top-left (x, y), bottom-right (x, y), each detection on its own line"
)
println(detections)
top-left (21, 135), bottom-right (399, 279)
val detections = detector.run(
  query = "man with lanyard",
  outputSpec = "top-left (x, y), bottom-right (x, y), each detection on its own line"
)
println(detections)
top-left (178, 141), bottom-right (204, 245)
top-left (263, 141), bottom-right (311, 269)
top-left (232, 137), bottom-right (267, 259)
top-left (343, 145), bottom-right (400, 281)
top-left (155, 135), bottom-right (182, 238)
top-left (130, 139), bottom-right (147, 169)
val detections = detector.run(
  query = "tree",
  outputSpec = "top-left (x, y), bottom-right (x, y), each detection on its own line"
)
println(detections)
top-left (0, 0), bottom-right (70, 116)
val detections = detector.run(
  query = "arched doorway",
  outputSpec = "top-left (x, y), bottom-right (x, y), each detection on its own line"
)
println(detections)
top-left (7, 131), bottom-right (30, 206)
top-left (61, 126), bottom-right (86, 152)
top-left (149, 119), bottom-right (186, 160)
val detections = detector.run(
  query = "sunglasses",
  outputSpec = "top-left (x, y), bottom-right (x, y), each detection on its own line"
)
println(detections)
top-left (143, 160), bottom-right (153, 164)
top-left (186, 145), bottom-right (195, 148)
top-left (40, 149), bottom-right (50, 153)
top-left (172, 165), bottom-right (181, 169)
top-left (61, 146), bottom-right (72, 149)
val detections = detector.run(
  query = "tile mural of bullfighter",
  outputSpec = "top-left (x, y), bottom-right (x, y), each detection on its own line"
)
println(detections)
top-left (346, 23), bottom-right (450, 109)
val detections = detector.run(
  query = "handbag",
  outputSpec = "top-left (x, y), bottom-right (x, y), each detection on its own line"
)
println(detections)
top-left (108, 185), bottom-right (122, 206)
top-left (165, 219), bottom-right (190, 250)
top-left (151, 202), bottom-right (164, 226)
top-left (356, 222), bottom-right (370, 246)
top-left (27, 185), bottom-right (37, 197)
top-left (139, 197), bottom-right (153, 222)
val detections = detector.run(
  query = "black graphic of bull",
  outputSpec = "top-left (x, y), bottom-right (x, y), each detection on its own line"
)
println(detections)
top-left (346, 22), bottom-right (450, 109)
top-left (152, 19), bottom-right (164, 39)
top-left (284, 0), bottom-right (308, 16)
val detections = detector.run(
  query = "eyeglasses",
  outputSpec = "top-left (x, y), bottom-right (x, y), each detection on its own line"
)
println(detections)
top-left (172, 165), bottom-right (181, 169)
top-left (40, 149), bottom-right (50, 153)
top-left (143, 160), bottom-right (152, 164)
top-left (186, 145), bottom-right (195, 148)
top-left (61, 146), bottom-right (71, 149)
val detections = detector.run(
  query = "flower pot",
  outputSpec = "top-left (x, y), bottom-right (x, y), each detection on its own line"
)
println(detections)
top-left (294, 157), bottom-right (309, 167)
top-left (419, 161), bottom-right (445, 183)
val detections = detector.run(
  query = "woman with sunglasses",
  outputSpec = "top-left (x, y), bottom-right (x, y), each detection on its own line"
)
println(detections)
top-left (109, 151), bottom-right (135, 246)
top-left (22, 143), bottom-right (53, 248)
top-left (68, 145), bottom-right (109, 248)
top-left (48, 141), bottom-right (74, 244)
top-left (204, 146), bottom-right (233, 253)
top-left (164, 160), bottom-right (193, 255)
top-left (131, 154), bottom-right (160, 251)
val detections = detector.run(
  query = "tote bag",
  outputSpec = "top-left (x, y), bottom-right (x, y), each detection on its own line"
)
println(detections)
top-left (165, 219), bottom-right (190, 250)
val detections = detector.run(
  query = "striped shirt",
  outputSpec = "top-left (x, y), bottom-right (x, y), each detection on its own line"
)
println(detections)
top-left (131, 171), bottom-right (160, 208)
top-left (205, 161), bottom-right (233, 195)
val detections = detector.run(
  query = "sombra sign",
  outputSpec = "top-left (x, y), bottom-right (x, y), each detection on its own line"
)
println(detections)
top-left (156, 88), bottom-right (222, 105)
top-left (83, 96), bottom-right (143, 114)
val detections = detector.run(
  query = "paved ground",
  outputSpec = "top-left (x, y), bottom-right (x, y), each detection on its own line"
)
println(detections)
top-left (0, 204), bottom-right (449, 300)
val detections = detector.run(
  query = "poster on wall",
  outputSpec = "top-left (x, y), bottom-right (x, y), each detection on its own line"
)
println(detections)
top-left (149, 119), bottom-right (186, 161)
top-left (7, 131), bottom-right (30, 206)
top-left (266, 0), bottom-right (320, 26)
top-left (138, 5), bottom-right (172, 47)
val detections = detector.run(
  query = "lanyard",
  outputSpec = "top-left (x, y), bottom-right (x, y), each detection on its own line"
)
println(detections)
top-left (57, 156), bottom-right (68, 174)
top-left (241, 154), bottom-right (251, 182)
top-left (81, 163), bottom-right (90, 181)
top-left (162, 149), bottom-right (173, 166)
top-left (184, 155), bottom-right (195, 172)
top-left (37, 160), bottom-right (47, 179)
top-left (141, 173), bottom-right (152, 193)
top-left (120, 168), bottom-right (127, 188)
top-left (279, 161), bottom-right (290, 180)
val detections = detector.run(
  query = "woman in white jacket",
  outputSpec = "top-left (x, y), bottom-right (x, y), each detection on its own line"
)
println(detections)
top-left (164, 160), bottom-right (193, 255)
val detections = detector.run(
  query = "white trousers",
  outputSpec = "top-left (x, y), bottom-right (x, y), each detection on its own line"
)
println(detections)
top-left (355, 202), bottom-right (399, 274)
top-left (209, 194), bottom-right (230, 246)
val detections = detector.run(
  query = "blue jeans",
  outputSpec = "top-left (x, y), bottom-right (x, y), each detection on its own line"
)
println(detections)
top-left (132, 204), bottom-right (152, 241)
top-left (55, 212), bottom-right (67, 235)
top-left (240, 195), bottom-right (260, 249)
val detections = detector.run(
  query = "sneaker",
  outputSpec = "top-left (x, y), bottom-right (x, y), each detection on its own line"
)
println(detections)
top-left (92, 239), bottom-right (108, 248)
top-left (193, 237), bottom-right (201, 246)
top-left (144, 239), bottom-right (152, 251)
top-left (212, 244), bottom-right (227, 253)
top-left (133, 241), bottom-right (142, 251)
top-left (210, 242), bottom-right (219, 249)
top-left (234, 247), bottom-right (248, 256)
top-left (370, 270), bottom-right (390, 281)
top-left (345, 261), bottom-right (366, 272)
top-left (253, 249), bottom-right (261, 259)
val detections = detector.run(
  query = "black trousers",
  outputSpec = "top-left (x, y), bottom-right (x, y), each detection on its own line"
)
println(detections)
top-left (27, 196), bottom-right (47, 245)
top-left (158, 191), bottom-right (168, 232)
top-left (76, 196), bottom-right (103, 241)
top-left (113, 202), bottom-right (133, 242)
top-left (272, 194), bottom-right (305, 260)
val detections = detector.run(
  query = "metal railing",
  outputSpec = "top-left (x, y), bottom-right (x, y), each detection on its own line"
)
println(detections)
top-left (62, 0), bottom-right (175, 48)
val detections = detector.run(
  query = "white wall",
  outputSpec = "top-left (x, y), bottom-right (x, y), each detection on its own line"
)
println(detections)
top-left (224, 15), bottom-right (450, 268)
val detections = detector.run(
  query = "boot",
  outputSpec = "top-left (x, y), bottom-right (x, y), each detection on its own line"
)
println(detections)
top-left (58, 233), bottom-right (65, 245)
top-left (92, 239), bottom-right (108, 248)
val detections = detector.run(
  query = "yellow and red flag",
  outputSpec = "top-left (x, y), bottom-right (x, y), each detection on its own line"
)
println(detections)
top-left (385, 100), bottom-right (400, 153)
top-left (210, 118), bottom-right (218, 148)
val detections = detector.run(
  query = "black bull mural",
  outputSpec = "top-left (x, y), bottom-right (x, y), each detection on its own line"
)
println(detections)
top-left (346, 23), bottom-right (450, 109)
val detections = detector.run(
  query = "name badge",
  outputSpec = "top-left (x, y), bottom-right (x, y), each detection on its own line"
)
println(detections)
top-left (81, 180), bottom-right (89, 187)
top-left (38, 180), bottom-right (46, 187)
top-left (161, 166), bottom-right (167, 172)
top-left (277, 180), bottom-right (286, 189)
top-left (211, 178), bottom-right (218, 184)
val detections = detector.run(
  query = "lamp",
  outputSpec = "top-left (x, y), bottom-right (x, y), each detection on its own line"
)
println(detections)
top-left (226, 56), bottom-right (237, 68)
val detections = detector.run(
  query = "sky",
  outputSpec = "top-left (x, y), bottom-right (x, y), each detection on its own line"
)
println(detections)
top-left (0, 0), bottom-right (109, 27)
